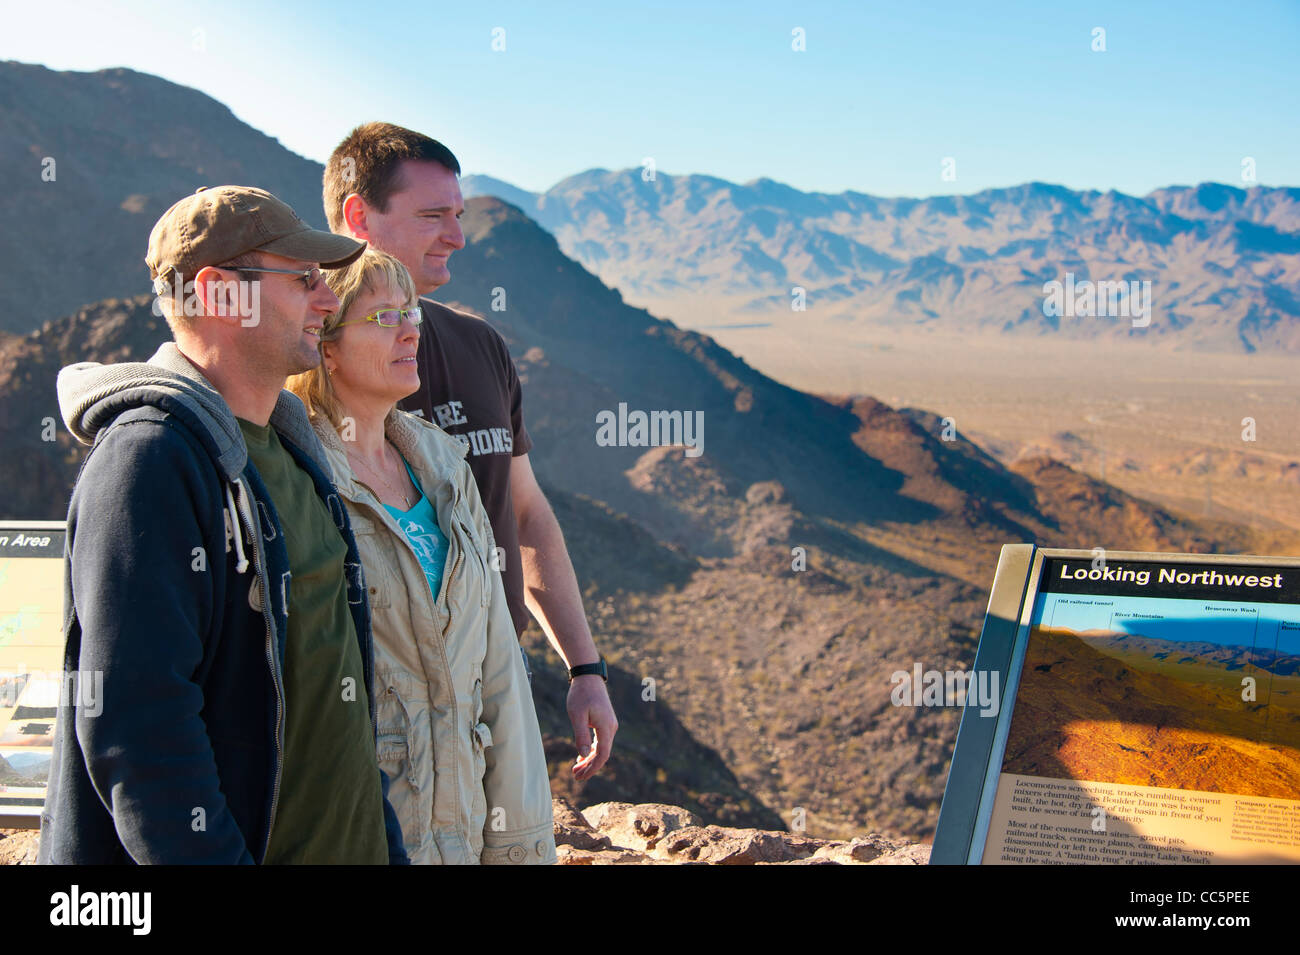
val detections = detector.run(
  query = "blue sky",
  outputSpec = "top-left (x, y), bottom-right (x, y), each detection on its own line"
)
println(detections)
top-left (5, 0), bottom-right (1298, 197)
top-left (1033, 593), bottom-right (1300, 657)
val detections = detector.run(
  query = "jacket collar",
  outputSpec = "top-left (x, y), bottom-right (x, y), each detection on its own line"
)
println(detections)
top-left (311, 406), bottom-right (469, 501)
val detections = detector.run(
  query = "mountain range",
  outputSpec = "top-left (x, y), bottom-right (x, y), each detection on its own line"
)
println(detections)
top-left (1080, 631), bottom-right (1300, 678)
top-left (461, 171), bottom-right (1300, 352)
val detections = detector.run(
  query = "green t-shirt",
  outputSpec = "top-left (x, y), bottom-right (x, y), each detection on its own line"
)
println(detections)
top-left (239, 418), bottom-right (389, 865)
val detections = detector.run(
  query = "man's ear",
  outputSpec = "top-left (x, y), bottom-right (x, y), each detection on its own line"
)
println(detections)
top-left (193, 266), bottom-right (247, 327)
top-left (342, 193), bottom-right (370, 241)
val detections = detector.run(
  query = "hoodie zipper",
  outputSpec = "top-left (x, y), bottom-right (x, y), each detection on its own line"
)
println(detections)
top-left (233, 483), bottom-right (285, 858)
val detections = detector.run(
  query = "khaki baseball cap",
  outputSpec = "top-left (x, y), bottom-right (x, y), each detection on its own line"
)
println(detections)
top-left (146, 185), bottom-right (365, 289)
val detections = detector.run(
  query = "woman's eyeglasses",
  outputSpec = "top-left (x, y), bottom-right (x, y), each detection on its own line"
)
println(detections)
top-left (335, 306), bottom-right (424, 329)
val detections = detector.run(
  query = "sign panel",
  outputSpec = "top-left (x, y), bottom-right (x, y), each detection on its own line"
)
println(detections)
top-left (0, 522), bottom-right (66, 828)
top-left (933, 545), bottom-right (1300, 864)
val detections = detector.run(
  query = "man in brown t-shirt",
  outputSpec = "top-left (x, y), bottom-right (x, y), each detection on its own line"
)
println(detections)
top-left (323, 123), bottom-right (616, 781)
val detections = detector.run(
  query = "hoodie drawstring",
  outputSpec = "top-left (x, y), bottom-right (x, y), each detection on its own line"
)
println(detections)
top-left (225, 481), bottom-right (250, 574)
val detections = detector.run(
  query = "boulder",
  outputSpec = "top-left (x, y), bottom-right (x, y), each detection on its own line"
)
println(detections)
top-left (0, 829), bottom-right (39, 865)
top-left (556, 845), bottom-right (656, 865)
top-left (552, 796), bottom-right (612, 851)
top-left (868, 843), bottom-right (932, 865)
top-left (579, 801), bottom-right (702, 851)
top-left (651, 825), bottom-right (799, 864)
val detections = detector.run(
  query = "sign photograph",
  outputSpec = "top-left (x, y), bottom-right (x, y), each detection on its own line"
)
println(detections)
top-left (0, 522), bottom-right (66, 827)
top-left (935, 545), bottom-right (1300, 865)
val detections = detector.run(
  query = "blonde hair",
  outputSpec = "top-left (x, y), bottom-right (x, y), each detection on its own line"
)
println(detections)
top-left (286, 247), bottom-right (418, 429)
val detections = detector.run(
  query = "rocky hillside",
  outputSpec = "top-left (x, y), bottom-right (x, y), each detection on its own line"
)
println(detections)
top-left (0, 61), bottom-right (329, 331)
top-left (1004, 628), bottom-right (1300, 798)
top-left (0, 296), bottom-right (170, 518)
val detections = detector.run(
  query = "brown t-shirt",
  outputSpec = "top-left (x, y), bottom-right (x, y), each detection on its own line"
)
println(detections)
top-left (398, 298), bottom-right (533, 635)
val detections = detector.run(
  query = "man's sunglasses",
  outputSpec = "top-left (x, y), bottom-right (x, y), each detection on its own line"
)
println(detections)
top-left (218, 264), bottom-right (324, 291)
top-left (335, 306), bottom-right (424, 329)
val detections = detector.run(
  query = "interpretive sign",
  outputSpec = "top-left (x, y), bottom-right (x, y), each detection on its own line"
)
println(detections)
top-left (932, 545), bottom-right (1300, 864)
top-left (0, 521), bottom-right (66, 828)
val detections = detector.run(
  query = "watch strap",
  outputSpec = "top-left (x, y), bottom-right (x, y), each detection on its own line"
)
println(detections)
top-left (568, 659), bottom-right (608, 682)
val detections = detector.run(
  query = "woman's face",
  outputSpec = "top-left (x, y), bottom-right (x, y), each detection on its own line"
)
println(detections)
top-left (321, 278), bottom-right (420, 407)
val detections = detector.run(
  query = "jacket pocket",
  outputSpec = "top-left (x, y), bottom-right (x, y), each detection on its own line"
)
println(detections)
top-left (376, 685), bottom-right (416, 788)
top-left (374, 670), bottom-right (432, 854)
top-left (351, 517), bottom-right (393, 610)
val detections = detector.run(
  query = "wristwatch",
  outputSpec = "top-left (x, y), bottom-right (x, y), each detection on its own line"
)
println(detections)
top-left (568, 658), bottom-right (608, 683)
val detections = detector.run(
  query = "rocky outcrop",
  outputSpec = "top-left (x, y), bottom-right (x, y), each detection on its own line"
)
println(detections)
top-left (2, 801), bottom-right (932, 866)
top-left (0, 829), bottom-right (39, 865)
top-left (552, 798), bottom-right (930, 865)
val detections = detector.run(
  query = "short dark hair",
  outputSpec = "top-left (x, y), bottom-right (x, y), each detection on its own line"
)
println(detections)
top-left (323, 122), bottom-right (461, 233)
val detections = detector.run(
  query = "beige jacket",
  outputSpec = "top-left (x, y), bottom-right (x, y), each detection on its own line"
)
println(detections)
top-left (313, 408), bottom-right (556, 865)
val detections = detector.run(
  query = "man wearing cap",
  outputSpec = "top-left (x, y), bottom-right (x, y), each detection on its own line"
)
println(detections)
top-left (39, 186), bottom-right (408, 864)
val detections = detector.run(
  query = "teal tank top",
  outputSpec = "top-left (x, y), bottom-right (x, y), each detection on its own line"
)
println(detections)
top-left (382, 456), bottom-right (451, 602)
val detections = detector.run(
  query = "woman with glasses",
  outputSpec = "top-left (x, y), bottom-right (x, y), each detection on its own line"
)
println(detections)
top-left (286, 248), bottom-right (556, 865)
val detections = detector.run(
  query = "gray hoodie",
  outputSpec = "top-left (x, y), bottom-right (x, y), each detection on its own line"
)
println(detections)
top-left (57, 341), bottom-right (332, 569)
